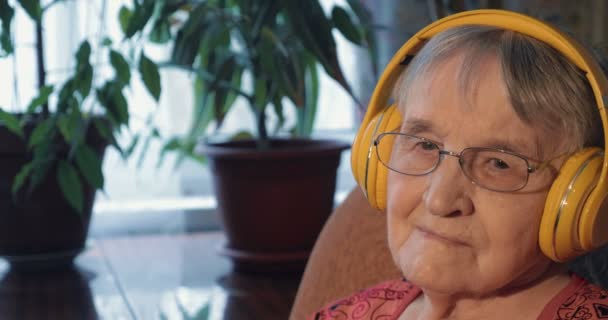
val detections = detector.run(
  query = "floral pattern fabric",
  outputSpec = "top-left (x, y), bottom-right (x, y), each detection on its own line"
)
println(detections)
top-left (311, 275), bottom-right (608, 320)
top-left (550, 276), bottom-right (608, 320)
top-left (311, 278), bottom-right (419, 320)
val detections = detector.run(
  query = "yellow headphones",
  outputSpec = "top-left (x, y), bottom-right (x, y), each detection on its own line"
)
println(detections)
top-left (351, 9), bottom-right (608, 262)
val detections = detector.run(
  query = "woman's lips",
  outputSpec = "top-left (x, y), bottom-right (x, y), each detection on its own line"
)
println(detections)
top-left (415, 226), bottom-right (469, 246)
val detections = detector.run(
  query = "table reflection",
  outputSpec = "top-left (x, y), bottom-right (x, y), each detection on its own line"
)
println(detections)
top-left (0, 265), bottom-right (98, 319)
top-left (0, 233), bottom-right (302, 319)
top-left (156, 271), bottom-right (300, 320)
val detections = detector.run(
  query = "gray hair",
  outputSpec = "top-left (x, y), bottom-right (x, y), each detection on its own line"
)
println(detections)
top-left (393, 25), bottom-right (603, 154)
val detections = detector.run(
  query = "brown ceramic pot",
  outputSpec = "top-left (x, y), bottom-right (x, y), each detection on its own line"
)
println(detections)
top-left (0, 118), bottom-right (109, 270)
top-left (198, 138), bottom-right (349, 274)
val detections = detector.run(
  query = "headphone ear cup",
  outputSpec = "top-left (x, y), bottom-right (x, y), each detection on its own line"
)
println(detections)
top-left (539, 147), bottom-right (603, 262)
top-left (351, 105), bottom-right (402, 211)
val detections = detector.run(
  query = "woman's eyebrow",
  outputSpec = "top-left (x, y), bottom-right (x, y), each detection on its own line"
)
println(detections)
top-left (481, 137), bottom-right (544, 160)
top-left (401, 118), bottom-right (545, 159)
top-left (401, 118), bottom-right (436, 135)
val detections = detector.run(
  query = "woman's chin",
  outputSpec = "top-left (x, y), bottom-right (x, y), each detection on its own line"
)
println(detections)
top-left (399, 257), bottom-right (464, 293)
top-left (395, 239), bottom-right (479, 294)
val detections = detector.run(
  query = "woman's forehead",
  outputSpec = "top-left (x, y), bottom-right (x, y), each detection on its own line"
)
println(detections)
top-left (400, 54), bottom-right (564, 159)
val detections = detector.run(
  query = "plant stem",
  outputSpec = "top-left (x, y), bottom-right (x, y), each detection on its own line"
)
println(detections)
top-left (256, 106), bottom-right (269, 149)
top-left (43, 0), bottom-right (70, 12)
top-left (35, 19), bottom-right (48, 117)
top-left (11, 29), bottom-right (20, 112)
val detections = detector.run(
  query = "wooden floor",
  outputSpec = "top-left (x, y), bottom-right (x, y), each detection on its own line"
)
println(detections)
top-left (0, 232), bottom-right (302, 320)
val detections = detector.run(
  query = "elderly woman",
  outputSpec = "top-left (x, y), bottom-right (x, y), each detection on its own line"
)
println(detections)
top-left (309, 9), bottom-right (608, 320)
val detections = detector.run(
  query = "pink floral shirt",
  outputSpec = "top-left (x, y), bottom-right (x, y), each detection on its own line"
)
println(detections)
top-left (311, 274), bottom-right (608, 320)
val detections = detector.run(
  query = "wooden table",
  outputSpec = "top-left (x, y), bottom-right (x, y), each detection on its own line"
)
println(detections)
top-left (0, 232), bottom-right (302, 320)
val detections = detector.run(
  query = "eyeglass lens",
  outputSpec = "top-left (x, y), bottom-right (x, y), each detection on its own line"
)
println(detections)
top-left (375, 133), bottom-right (530, 191)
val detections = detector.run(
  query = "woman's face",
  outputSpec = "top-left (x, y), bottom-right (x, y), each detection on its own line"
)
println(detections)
top-left (387, 52), bottom-right (564, 296)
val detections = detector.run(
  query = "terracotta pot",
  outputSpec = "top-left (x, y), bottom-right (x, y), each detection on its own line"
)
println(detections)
top-left (0, 119), bottom-right (109, 271)
top-left (198, 138), bottom-right (350, 273)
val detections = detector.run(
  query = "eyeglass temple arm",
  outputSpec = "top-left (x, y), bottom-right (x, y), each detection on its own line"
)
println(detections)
top-left (528, 152), bottom-right (572, 173)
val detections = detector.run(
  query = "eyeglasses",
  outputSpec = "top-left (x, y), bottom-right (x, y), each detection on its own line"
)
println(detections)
top-left (373, 132), bottom-right (558, 192)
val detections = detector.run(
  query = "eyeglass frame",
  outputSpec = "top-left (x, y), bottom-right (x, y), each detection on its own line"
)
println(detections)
top-left (373, 131), bottom-right (566, 192)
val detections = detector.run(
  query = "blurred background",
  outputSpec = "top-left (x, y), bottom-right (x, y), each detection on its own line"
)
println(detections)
top-left (3, 0), bottom-right (606, 236)
top-left (0, 1), bottom-right (607, 319)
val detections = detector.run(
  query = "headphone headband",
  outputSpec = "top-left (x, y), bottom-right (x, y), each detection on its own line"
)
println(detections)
top-left (360, 10), bottom-right (608, 129)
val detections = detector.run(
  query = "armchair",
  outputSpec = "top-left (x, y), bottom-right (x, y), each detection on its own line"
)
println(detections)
top-left (289, 188), bottom-right (401, 320)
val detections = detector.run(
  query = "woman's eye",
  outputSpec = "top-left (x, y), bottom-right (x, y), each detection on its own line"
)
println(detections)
top-left (418, 141), bottom-right (437, 151)
top-left (491, 158), bottom-right (510, 169)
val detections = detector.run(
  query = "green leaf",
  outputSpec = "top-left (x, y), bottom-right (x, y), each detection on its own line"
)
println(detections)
top-left (123, 134), bottom-right (140, 159)
top-left (77, 64), bottom-right (93, 98)
top-left (75, 42), bottom-right (93, 97)
top-left (11, 162), bottom-right (33, 195)
top-left (93, 118), bottom-right (122, 155)
top-left (17, 0), bottom-right (41, 21)
top-left (26, 85), bottom-right (53, 114)
top-left (281, 1), bottom-right (335, 69)
top-left (0, 1), bottom-right (14, 56)
top-left (75, 41), bottom-right (91, 66)
top-left (57, 161), bottom-right (84, 213)
top-left (215, 65), bottom-right (243, 128)
top-left (96, 82), bottom-right (129, 126)
top-left (331, 6), bottom-right (362, 45)
top-left (272, 45), bottom-right (305, 108)
top-left (346, 0), bottom-right (372, 27)
top-left (118, 6), bottom-right (133, 35)
top-left (101, 37), bottom-right (113, 47)
top-left (300, 56), bottom-right (320, 137)
top-left (346, 0), bottom-right (378, 76)
top-left (57, 96), bottom-right (79, 116)
top-left (171, 4), bottom-right (209, 65)
top-left (139, 52), bottom-right (161, 101)
top-left (28, 118), bottom-right (54, 147)
top-left (124, 1), bottom-right (155, 38)
top-left (75, 144), bottom-right (104, 189)
top-left (57, 117), bottom-right (72, 142)
top-left (204, 25), bottom-right (231, 56)
top-left (189, 78), bottom-right (214, 140)
top-left (170, 138), bottom-right (206, 170)
top-left (110, 50), bottom-right (131, 86)
top-left (0, 108), bottom-right (23, 138)
top-left (209, 55), bottom-right (238, 125)
top-left (57, 111), bottom-right (82, 143)
top-left (149, 19), bottom-right (171, 43)
top-left (192, 303), bottom-right (210, 319)
top-left (271, 97), bottom-right (285, 135)
top-left (231, 130), bottom-right (254, 141)
top-left (112, 89), bottom-right (129, 124)
top-left (282, 1), bottom-right (356, 105)
top-left (92, 118), bottom-right (113, 140)
top-left (28, 145), bottom-right (53, 194)
top-left (249, 1), bottom-right (279, 38)
top-left (57, 79), bottom-right (76, 112)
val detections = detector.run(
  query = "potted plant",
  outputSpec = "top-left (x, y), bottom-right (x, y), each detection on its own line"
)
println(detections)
top-left (127, 0), bottom-right (377, 273)
top-left (0, 0), bottom-right (161, 269)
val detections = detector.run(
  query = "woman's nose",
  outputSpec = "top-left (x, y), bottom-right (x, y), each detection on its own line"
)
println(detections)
top-left (422, 157), bottom-right (474, 217)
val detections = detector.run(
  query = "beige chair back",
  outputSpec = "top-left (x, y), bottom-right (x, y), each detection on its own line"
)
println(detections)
top-left (289, 187), bottom-right (401, 320)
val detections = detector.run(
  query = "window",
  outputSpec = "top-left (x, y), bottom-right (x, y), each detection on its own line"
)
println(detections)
top-left (2, 1), bottom-right (365, 235)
